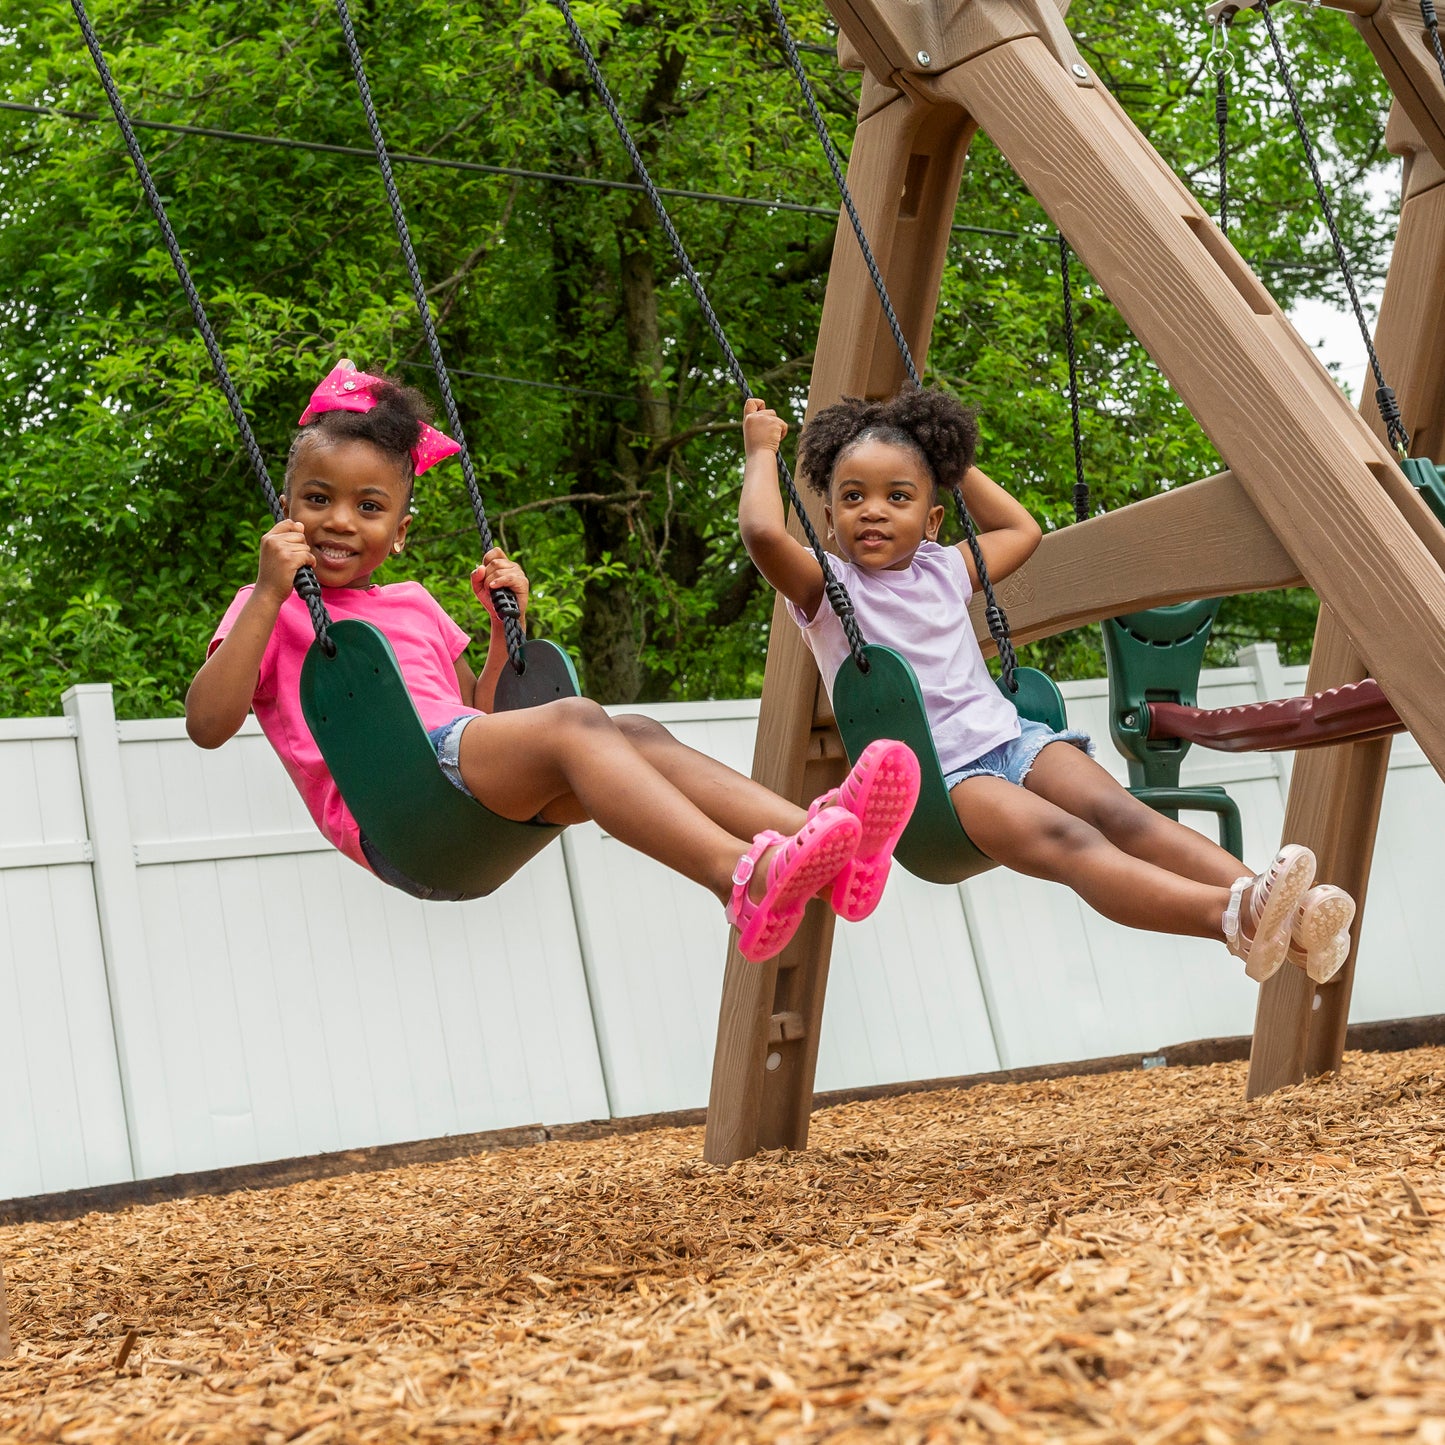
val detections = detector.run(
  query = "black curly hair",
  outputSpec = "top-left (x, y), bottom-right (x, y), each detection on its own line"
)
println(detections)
top-left (796, 387), bottom-right (978, 499)
top-left (285, 371), bottom-right (437, 503)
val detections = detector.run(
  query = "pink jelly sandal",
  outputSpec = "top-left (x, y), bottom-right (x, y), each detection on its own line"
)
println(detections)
top-left (1223, 844), bottom-right (1317, 983)
top-left (1286, 883), bottom-right (1356, 985)
top-left (807, 739), bottom-right (921, 923)
top-left (726, 806), bottom-right (861, 963)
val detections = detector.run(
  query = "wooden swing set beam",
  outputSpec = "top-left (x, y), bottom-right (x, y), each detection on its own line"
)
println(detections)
top-left (1207, 0), bottom-right (1445, 173)
top-left (705, 0), bottom-right (1445, 1163)
top-left (1248, 113), bottom-right (1445, 1097)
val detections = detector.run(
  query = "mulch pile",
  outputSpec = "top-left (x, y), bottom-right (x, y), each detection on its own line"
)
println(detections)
top-left (3, 1048), bottom-right (1445, 1442)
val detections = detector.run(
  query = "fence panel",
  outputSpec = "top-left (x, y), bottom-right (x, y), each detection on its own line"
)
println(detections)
top-left (0, 719), bottom-right (131, 1197)
top-left (4, 649), bottom-right (1444, 1202)
top-left (111, 716), bottom-right (611, 1179)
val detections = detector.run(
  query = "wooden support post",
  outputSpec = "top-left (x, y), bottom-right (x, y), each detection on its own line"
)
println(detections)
top-left (709, 1), bottom-right (1445, 1160)
top-left (1248, 114), bottom-right (1445, 1096)
top-left (967, 471), bottom-right (1303, 649)
top-left (705, 78), bottom-right (979, 1164)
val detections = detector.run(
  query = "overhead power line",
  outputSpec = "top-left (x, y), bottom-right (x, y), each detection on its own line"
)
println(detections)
top-left (1, 99), bottom-right (1336, 271)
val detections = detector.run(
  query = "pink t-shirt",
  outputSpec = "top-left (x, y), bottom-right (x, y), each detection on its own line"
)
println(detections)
top-left (787, 540), bottom-right (1020, 773)
top-left (209, 581), bottom-right (479, 869)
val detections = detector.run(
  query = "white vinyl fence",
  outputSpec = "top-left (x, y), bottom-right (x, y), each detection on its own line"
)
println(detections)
top-left (3, 646), bottom-right (1443, 1202)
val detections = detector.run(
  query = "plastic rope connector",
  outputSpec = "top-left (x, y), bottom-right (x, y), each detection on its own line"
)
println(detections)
top-left (1215, 69), bottom-right (1229, 234)
top-left (1375, 385), bottom-right (1410, 457)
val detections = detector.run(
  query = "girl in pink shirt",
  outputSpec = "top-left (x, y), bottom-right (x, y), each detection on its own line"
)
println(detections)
top-left (739, 387), bottom-right (1358, 985)
top-left (186, 361), bottom-right (922, 963)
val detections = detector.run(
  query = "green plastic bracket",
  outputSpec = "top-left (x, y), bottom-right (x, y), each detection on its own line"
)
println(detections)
top-left (1129, 785), bottom-right (1243, 860)
top-left (833, 643), bottom-right (1067, 886)
top-left (1401, 456), bottom-right (1445, 529)
top-left (1101, 600), bottom-right (1221, 792)
top-left (1102, 600), bottom-right (1248, 858)
top-left (300, 620), bottom-right (570, 899)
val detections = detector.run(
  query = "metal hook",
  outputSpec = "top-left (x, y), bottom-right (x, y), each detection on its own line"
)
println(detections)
top-left (1209, 16), bottom-right (1236, 74)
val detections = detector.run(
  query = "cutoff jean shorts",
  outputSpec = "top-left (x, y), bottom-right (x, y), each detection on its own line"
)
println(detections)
top-left (942, 716), bottom-right (1095, 791)
top-left (359, 714), bottom-right (481, 901)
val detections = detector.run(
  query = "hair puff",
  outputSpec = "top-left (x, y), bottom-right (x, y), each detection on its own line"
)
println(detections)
top-left (797, 387), bottom-right (978, 497)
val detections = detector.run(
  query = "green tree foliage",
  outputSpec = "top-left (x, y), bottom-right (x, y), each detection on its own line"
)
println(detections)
top-left (0, 1), bottom-right (1393, 717)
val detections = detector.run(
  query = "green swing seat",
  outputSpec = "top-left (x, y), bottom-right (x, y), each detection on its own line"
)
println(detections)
top-left (300, 619), bottom-right (579, 899)
top-left (832, 643), bottom-right (1066, 886)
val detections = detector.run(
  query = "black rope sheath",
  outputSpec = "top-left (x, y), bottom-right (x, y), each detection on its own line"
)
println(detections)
top-left (552, 0), bottom-right (869, 669)
top-left (766, 0), bottom-right (1020, 690)
top-left (1258, 0), bottom-right (1409, 455)
top-left (1058, 236), bottom-right (1090, 525)
top-left (1215, 28), bottom-right (1230, 234)
top-left (332, 0), bottom-right (526, 669)
top-left (70, 0), bottom-right (334, 653)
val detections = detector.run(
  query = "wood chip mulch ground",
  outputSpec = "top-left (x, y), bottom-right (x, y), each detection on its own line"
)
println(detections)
top-left (4, 1047), bottom-right (1445, 1443)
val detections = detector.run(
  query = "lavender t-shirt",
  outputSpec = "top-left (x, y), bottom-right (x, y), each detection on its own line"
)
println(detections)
top-left (786, 540), bottom-right (1020, 773)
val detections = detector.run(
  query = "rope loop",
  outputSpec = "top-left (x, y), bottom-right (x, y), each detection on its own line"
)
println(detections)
top-left (987, 606), bottom-right (1020, 693)
top-left (1376, 385), bottom-right (1410, 458)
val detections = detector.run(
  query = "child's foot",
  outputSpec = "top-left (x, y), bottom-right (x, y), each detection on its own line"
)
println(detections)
top-left (1287, 884), bottom-right (1356, 984)
top-left (1223, 844), bottom-right (1317, 983)
top-left (807, 739), bottom-right (921, 923)
top-left (726, 807), bottom-right (861, 963)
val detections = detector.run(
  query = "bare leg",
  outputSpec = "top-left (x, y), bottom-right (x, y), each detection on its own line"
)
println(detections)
top-left (454, 699), bottom-right (790, 904)
top-left (1025, 741), bottom-right (1246, 887)
top-left (952, 773), bottom-right (1232, 939)
top-left (612, 714), bottom-right (810, 840)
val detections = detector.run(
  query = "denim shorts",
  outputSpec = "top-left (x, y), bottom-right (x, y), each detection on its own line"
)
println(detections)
top-left (943, 717), bottom-right (1095, 790)
top-left (359, 715), bottom-right (478, 901)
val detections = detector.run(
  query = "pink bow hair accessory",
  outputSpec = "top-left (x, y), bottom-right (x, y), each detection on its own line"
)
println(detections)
top-left (298, 358), bottom-right (461, 475)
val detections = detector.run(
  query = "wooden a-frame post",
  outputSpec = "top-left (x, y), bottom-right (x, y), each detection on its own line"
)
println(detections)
top-left (705, 0), bottom-right (1445, 1163)
top-left (1249, 105), bottom-right (1445, 1095)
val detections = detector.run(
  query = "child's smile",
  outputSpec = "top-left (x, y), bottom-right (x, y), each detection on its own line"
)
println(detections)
top-left (826, 438), bottom-right (946, 572)
top-left (285, 436), bottom-right (412, 589)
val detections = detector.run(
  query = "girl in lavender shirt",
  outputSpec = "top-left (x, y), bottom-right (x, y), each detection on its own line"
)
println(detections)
top-left (739, 386), bottom-right (1357, 985)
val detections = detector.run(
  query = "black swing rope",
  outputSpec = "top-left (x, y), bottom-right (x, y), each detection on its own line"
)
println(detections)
top-left (1057, 237), bottom-right (1090, 524)
top-left (331, 0), bottom-right (526, 670)
top-left (1422, 0), bottom-right (1445, 95)
top-left (1214, 17), bottom-right (1231, 235)
top-left (551, 0), bottom-right (869, 672)
top-left (765, 0), bottom-right (1021, 692)
top-left (1256, 0), bottom-right (1409, 456)
top-left (69, 0), bottom-right (335, 655)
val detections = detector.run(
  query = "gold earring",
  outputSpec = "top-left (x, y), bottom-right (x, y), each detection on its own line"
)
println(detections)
top-left (393, 542), bottom-right (404, 554)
